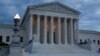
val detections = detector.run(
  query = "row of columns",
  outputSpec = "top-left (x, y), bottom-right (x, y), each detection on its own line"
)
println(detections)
top-left (31, 15), bottom-right (78, 45)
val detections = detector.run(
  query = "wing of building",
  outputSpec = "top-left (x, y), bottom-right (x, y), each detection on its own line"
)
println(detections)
top-left (0, 1), bottom-right (100, 56)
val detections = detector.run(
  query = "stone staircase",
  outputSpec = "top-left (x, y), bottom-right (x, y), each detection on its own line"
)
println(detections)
top-left (24, 42), bottom-right (100, 56)
top-left (26, 43), bottom-right (99, 52)
top-left (24, 53), bottom-right (100, 56)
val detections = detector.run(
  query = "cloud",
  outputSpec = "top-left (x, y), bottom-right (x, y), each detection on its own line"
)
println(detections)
top-left (95, 8), bottom-right (100, 15)
top-left (43, 0), bottom-right (57, 2)
top-left (82, 0), bottom-right (100, 3)
top-left (0, 0), bottom-right (12, 4)
top-left (79, 17), bottom-right (94, 26)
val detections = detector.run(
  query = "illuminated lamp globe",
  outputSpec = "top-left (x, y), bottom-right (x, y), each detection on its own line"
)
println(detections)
top-left (14, 14), bottom-right (20, 19)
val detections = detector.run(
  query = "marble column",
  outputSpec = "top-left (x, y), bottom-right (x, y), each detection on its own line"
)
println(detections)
top-left (73, 19), bottom-right (76, 44)
top-left (50, 16), bottom-right (54, 44)
top-left (29, 15), bottom-right (33, 53)
top-left (74, 19), bottom-right (77, 44)
top-left (57, 17), bottom-right (61, 44)
top-left (44, 16), bottom-right (47, 44)
top-left (29, 15), bottom-right (33, 41)
top-left (37, 15), bottom-right (40, 43)
top-left (76, 19), bottom-right (79, 44)
top-left (64, 18), bottom-right (67, 44)
top-left (70, 19), bottom-right (74, 45)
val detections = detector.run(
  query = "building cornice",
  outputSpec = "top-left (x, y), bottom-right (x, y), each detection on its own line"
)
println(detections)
top-left (79, 30), bottom-right (100, 35)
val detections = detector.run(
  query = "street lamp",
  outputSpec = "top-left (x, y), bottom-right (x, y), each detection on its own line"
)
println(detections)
top-left (12, 13), bottom-right (21, 44)
top-left (13, 14), bottom-right (20, 33)
top-left (9, 14), bottom-right (24, 56)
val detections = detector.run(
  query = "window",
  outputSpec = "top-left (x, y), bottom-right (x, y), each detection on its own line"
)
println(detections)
top-left (47, 32), bottom-right (50, 44)
top-left (98, 40), bottom-right (100, 45)
top-left (85, 39), bottom-right (87, 43)
top-left (0, 36), bottom-right (2, 42)
top-left (85, 40), bottom-right (87, 42)
top-left (98, 48), bottom-right (100, 52)
top-left (20, 37), bottom-right (23, 42)
top-left (93, 40), bottom-right (95, 43)
top-left (80, 39), bottom-right (82, 43)
top-left (54, 32), bottom-right (56, 44)
top-left (6, 36), bottom-right (10, 42)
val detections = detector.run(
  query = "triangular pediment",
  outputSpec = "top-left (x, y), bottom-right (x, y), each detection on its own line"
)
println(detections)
top-left (29, 2), bottom-right (80, 14)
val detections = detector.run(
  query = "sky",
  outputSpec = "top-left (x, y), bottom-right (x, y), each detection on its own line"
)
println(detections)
top-left (0, 0), bottom-right (100, 31)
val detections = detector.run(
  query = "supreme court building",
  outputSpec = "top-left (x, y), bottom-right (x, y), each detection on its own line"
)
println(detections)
top-left (19, 2), bottom-right (100, 54)
top-left (20, 2), bottom-right (100, 54)
top-left (21, 1), bottom-right (79, 45)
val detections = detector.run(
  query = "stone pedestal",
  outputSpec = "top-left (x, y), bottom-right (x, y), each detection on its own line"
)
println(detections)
top-left (9, 44), bottom-right (24, 56)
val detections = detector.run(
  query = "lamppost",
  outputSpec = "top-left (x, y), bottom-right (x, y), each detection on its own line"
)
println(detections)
top-left (12, 13), bottom-right (20, 44)
top-left (13, 13), bottom-right (20, 33)
top-left (9, 14), bottom-right (24, 56)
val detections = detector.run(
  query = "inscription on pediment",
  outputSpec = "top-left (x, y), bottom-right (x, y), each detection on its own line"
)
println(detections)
top-left (34, 4), bottom-right (74, 13)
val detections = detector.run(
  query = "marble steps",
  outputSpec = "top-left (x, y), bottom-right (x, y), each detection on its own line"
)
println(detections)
top-left (24, 53), bottom-right (100, 56)
top-left (30, 44), bottom-right (97, 54)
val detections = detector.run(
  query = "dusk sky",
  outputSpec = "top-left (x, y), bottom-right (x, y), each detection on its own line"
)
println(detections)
top-left (0, 0), bottom-right (100, 31)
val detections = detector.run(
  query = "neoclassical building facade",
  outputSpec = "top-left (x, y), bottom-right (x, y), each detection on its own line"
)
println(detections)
top-left (20, 2), bottom-right (100, 54)
top-left (21, 1), bottom-right (80, 45)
